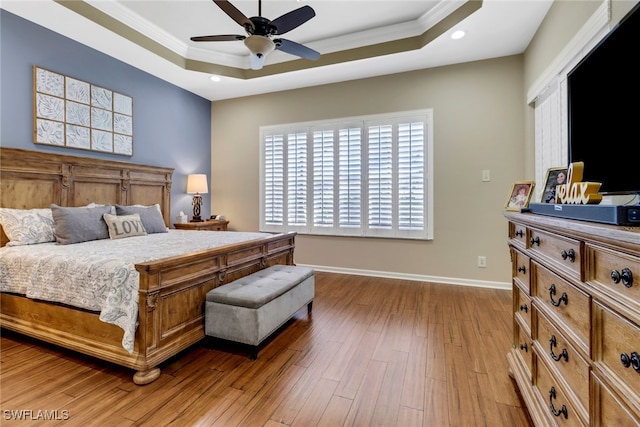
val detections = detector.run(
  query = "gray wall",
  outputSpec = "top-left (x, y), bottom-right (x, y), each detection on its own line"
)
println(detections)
top-left (0, 10), bottom-right (212, 221)
top-left (211, 56), bottom-right (525, 287)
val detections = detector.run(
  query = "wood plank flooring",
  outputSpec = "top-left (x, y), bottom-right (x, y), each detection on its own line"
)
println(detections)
top-left (0, 272), bottom-right (532, 426)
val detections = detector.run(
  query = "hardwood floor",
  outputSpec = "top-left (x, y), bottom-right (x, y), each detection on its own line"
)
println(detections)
top-left (0, 272), bottom-right (532, 426)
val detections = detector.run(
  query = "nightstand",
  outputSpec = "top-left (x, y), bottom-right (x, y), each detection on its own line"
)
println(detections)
top-left (173, 219), bottom-right (229, 231)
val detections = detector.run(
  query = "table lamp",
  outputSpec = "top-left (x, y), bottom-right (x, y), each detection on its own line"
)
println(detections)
top-left (187, 174), bottom-right (208, 222)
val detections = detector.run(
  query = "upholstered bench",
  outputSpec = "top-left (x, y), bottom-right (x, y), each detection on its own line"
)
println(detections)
top-left (204, 264), bottom-right (314, 359)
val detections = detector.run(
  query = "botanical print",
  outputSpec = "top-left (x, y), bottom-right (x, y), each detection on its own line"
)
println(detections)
top-left (66, 125), bottom-right (91, 149)
top-left (114, 134), bottom-right (133, 156)
top-left (36, 119), bottom-right (64, 146)
top-left (66, 77), bottom-right (90, 104)
top-left (91, 107), bottom-right (113, 131)
top-left (114, 113), bottom-right (133, 135)
top-left (36, 68), bottom-right (64, 97)
top-left (36, 93), bottom-right (64, 121)
top-left (114, 92), bottom-right (132, 115)
top-left (91, 85), bottom-right (112, 109)
top-left (66, 101), bottom-right (90, 126)
top-left (92, 129), bottom-right (113, 152)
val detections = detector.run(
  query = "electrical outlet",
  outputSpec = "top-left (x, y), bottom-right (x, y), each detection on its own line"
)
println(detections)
top-left (477, 256), bottom-right (487, 268)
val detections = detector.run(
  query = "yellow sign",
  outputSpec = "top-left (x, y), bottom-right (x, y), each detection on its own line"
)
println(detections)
top-left (555, 162), bottom-right (602, 205)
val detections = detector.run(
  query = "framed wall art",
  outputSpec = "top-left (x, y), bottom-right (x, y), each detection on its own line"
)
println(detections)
top-left (505, 181), bottom-right (535, 211)
top-left (33, 66), bottom-right (133, 156)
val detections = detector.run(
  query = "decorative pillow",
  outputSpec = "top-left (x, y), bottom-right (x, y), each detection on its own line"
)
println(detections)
top-left (103, 213), bottom-right (147, 239)
top-left (0, 208), bottom-right (55, 246)
top-left (50, 204), bottom-right (113, 245)
top-left (115, 204), bottom-right (167, 234)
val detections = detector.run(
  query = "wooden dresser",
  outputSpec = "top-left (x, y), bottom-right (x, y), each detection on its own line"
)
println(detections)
top-left (505, 211), bottom-right (640, 426)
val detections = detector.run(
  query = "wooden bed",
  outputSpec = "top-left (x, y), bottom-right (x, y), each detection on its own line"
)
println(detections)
top-left (0, 148), bottom-right (296, 384)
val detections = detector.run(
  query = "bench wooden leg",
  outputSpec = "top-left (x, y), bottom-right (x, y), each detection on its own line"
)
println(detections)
top-left (307, 301), bottom-right (313, 313)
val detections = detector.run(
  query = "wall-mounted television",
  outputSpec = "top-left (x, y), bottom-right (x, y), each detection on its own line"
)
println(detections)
top-left (567, 2), bottom-right (640, 196)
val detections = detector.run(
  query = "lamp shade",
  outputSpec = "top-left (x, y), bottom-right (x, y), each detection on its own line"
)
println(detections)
top-left (186, 174), bottom-right (208, 194)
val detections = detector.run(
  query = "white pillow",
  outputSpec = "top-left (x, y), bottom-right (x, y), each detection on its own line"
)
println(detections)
top-left (103, 213), bottom-right (147, 239)
top-left (0, 208), bottom-right (56, 246)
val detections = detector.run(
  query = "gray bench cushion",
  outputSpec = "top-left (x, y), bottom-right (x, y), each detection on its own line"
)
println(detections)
top-left (206, 265), bottom-right (314, 309)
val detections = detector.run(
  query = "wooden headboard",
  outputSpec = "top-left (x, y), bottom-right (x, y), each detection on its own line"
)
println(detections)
top-left (0, 148), bottom-right (173, 246)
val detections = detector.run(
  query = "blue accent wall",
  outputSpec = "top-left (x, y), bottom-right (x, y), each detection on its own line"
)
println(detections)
top-left (0, 10), bottom-right (212, 221)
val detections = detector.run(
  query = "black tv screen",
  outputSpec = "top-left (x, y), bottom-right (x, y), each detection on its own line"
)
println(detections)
top-left (567, 2), bottom-right (640, 195)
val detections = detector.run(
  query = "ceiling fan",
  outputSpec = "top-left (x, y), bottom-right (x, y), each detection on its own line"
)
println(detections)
top-left (191, 0), bottom-right (321, 70)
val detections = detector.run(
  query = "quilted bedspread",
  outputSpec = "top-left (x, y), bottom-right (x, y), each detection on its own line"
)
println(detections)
top-left (0, 230), bottom-right (271, 353)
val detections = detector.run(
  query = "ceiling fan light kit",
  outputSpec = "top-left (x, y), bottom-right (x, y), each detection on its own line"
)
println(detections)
top-left (191, 0), bottom-right (320, 70)
top-left (245, 35), bottom-right (275, 55)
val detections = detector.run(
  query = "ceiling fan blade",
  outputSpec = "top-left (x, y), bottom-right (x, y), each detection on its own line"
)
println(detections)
top-left (269, 5), bottom-right (315, 35)
top-left (274, 39), bottom-right (320, 61)
top-left (191, 34), bottom-right (246, 42)
top-left (213, 0), bottom-right (254, 30)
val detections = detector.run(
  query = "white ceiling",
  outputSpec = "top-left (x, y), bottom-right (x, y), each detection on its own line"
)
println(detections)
top-left (2, 0), bottom-right (553, 101)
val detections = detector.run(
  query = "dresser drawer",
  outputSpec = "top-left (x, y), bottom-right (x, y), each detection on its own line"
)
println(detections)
top-left (593, 301), bottom-right (640, 400)
top-left (515, 319), bottom-right (533, 378)
top-left (591, 371), bottom-right (640, 427)
top-left (534, 355), bottom-right (587, 427)
top-left (586, 244), bottom-right (640, 317)
top-left (515, 283), bottom-right (532, 334)
top-left (535, 311), bottom-right (590, 418)
top-left (509, 221), bottom-right (528, 250)
top-left (529, 228), bottom-right (582, 281)
top-left (532, 262), bottom-right (591, 356)
top-left (513, 249), bottom-right (531, 293)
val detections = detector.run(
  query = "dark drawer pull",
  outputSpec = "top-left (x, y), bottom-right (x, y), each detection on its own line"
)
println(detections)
top-left (611, 268), bottom-right (634, 288)
top-left (519, 343), bottom-right (528, 352)
top-left (515, 229), bottom-right (524, 238)
top-left (560, 249), bottom-right (575, 263)
top-left (549, 387), bottom-right (568, 419)
top-left (549, 284), bottom-right (568, 307)
top-left (519, 304), bottom-right (528, 313)
top-left (549, 335), bottom-right (569, 362)
top-left (620, 352), bottom-right (640, 373)
top-left (517, 265), bottom-right (526, 274)
top-left (530, 236), bottom-right (540, 246)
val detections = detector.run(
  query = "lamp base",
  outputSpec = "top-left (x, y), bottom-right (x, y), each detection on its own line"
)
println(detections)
top-left (191, 193), bottom-right (203, 223)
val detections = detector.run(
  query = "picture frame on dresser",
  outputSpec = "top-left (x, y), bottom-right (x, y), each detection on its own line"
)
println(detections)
top-left (505, 181), bottom-right (535, 211)
top-left (541, 167), bottom-right (568, 203)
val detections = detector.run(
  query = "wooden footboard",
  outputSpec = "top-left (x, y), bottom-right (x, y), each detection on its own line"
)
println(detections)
top-left (0, 231), bottom-right (295, 384)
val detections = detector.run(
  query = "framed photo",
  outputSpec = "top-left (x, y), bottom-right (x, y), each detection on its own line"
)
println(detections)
top-left (505, 181), bottom-right (535, 211)
top-left (541, 167), bottom-right (568, 203)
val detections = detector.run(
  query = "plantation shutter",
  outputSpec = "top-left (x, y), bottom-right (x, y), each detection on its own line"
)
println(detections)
top-left (338, 126), bottom-right (362, 231)
top-left (263, 133), bottom-right (284, 226)
top-left (260, 109), bottom-right (433, 239)
top-left (287, 132), bottom-right (308, 227)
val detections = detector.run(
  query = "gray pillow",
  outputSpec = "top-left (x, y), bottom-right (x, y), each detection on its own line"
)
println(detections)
top-left (115, 204), bottom-right (167, 233)
top-left (50, 204), bottom-right (113, 244)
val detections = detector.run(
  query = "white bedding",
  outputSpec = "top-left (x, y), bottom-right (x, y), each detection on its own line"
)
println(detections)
top-left (0, 230), bottom-right (272, 353)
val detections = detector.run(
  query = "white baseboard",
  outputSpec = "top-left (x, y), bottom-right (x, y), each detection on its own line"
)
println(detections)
top-left (297, 264), bottom-right (511, 290)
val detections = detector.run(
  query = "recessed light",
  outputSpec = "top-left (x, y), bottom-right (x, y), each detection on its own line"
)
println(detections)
top-left (451, 30), bottom-right (466, 40)
top-left (209, 75), bottom-right (221, 82)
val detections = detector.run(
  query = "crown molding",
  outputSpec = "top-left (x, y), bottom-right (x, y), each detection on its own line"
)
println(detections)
top-left (57, 0), bottom-right (478, 75)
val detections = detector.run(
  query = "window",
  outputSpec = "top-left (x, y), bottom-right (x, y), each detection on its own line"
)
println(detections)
top-left (260, 110), bottom-right (433, 240)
